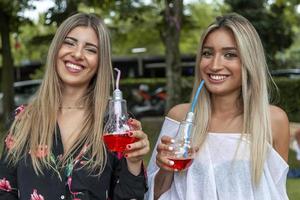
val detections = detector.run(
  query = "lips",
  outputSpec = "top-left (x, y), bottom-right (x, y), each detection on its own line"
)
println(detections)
top-left (207, 73), bottom-right (229, 83)
top-left (65, 61), bottom-right (84, 73)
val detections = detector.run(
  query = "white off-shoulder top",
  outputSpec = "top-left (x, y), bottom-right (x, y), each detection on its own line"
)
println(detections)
top-left (146, 117), bottom-right (289, 200)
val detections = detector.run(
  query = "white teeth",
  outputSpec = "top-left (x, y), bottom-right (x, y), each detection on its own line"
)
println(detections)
top-left (210, 74), bottom-right (227, 80)
top-left (66, 62), bottom-right (82, 70)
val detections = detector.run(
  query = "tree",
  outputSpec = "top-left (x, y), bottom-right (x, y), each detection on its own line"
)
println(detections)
top-left (224, 0), bottom-right (297, 69)
top-left (162, 0), bottom-right (183, 111)
top-left (0, 0), bottom-right (33, 127)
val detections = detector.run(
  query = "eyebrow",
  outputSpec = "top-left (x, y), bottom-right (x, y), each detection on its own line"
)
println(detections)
top-left (202, 46), bottom-right (237, 51)
top-left (65, 36), bottom-right (98, 49)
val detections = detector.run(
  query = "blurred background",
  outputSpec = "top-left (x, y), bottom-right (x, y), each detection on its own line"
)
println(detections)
top-left (0, 0), bottom-right (300, 198)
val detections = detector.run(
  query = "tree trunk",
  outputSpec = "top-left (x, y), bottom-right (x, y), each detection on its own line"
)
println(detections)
top-left (163, 0), bottom-right (183, 112)
top-left (0, 11), bottom-right (15, 128)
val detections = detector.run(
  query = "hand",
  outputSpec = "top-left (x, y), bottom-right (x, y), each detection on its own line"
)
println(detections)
top-left (156, 135), bottom-right (176, 172)
top-left (124, 119), bottom-right (150, 175)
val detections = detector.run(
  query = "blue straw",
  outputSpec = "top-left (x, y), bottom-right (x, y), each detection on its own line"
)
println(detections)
top-left (183, 80), bottom-right (205, 158)
top-left (190, 80), bottom-right (205, 113)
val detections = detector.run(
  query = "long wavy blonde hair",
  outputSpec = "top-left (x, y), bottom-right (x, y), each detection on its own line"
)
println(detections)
top-left (6, 13), bottom-right (113, 175)
top-left (191, 13), bottom-right (273, 185)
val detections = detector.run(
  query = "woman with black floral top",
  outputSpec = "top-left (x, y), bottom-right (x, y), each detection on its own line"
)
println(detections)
top-left (0, 13), bottom-right (149, 200)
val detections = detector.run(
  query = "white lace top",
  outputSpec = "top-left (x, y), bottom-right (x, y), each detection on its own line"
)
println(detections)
top-left (146, 117), bottom-right (289, 200)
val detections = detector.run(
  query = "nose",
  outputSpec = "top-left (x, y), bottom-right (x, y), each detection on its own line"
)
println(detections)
top-left (210, 54), bottom-right (222, 72)
top-left (72, 45), bottom-right (84, 60)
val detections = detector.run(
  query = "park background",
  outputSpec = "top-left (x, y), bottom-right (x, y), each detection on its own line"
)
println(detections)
top-left (0, 0), bottom-right (300, 199)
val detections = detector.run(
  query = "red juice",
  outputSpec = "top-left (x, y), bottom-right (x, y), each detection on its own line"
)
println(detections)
top-left (169, 158), bottom-right (193, 171)
top-left (103, 132), bottom-right (138, 153)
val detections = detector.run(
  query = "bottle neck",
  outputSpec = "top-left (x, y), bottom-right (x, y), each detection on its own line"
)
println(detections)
top-left (108, 99), bottom-right (128, 119)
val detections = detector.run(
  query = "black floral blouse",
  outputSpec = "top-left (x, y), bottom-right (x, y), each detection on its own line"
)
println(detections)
top-left (0, 107), bottom-right (147, 200)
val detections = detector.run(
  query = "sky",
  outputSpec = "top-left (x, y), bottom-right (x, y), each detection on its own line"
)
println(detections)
top-left (23, 0), bottom-right (55, 22)
top-left (23, 0), bottom-right (216, 22)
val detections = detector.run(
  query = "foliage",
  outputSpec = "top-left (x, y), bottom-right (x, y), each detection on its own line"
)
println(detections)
top-left (13, 15), bottom-right (57, 66)
top-left (0, 0), bottom-right (36, 126)
top-left (224, 0), bottom-right (300, 69)
top-left (273, 77), bottom-right (300, 122)
top-left (181, 2), bottom-right (223, 54)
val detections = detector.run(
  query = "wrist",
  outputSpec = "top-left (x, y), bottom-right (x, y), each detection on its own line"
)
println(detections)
top-left (126, 159), bottom-right (143, 176)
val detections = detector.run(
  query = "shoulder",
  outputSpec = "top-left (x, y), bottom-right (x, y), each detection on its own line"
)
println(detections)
top-left (167, 103), bottom-right (190, 122)
top-left (270, 105), bottom-right (289, 137)
top-left (269, 105), bottom-right (290, 161)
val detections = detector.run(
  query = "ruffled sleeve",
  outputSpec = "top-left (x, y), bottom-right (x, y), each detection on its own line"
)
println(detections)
top-left (145, 117), bottom-right (179, 200)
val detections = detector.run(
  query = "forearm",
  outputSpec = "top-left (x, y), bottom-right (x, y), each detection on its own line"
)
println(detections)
top-left (154, 169), bottom-right (174, 200)
top-left (126, 159), bottom-right (142, 176)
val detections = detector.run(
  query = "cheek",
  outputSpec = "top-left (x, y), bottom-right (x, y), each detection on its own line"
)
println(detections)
top-left (198, 61), bottom-right (206, 75)
top-left (89, 55), bottom-right (99, 69)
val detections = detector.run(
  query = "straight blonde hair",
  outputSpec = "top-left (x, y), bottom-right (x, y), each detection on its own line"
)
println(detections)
top-left (6, 13), bottom-right (114, 175)
top-left (191, 13), bottom-right (273, 185)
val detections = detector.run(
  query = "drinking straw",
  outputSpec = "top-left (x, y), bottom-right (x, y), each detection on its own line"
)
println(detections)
top-left (114, 68), bottom-right (121, 90)
top-left (190, 80), bottom-right (205, 113)
top-left (183, 80), bottom-right (205, 157)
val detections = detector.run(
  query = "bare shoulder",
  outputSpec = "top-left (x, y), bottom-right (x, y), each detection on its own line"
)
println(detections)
top-left (270, 105), bottom-right (290, 161)
top-left (167, 103), bottom-right (190, 122)
top-left (270, 105), bottom-right (289, 136)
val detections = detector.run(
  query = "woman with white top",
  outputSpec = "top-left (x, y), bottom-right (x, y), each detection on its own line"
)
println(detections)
top-left (146, 13), bottom-right (290, 200)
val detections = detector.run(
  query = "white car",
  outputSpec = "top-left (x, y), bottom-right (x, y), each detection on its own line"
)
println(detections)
top-left (0, 79), bottom-right (42, 115)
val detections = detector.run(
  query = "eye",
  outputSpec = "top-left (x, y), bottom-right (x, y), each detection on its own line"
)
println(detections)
top-left (224, 52), bottom-right (238, 59)
top-left (63, 39), bottom-right (76, 46)
top-left (202, 50), bottom-right (212, 58)
top-left (85, 47), bottom-right (98, 54)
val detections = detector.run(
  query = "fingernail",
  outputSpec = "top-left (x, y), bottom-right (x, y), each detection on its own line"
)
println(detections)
top-left (168, 146), bottom-right (174, 151)
top-left (169, 160), bottom-right (174, 165)
top-left (170, 139), bottom-right (175, 144)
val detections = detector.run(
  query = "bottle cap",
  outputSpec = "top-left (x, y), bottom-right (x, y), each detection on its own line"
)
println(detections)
top-left (113, 89), bottom-right (123, 100)
top-left (185, 112), bottom-right (194, 123)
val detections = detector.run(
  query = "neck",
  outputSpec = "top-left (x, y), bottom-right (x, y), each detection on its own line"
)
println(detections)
top-left (211, 93), bottom-right (243, 117)
top-left (60, 86), bottom-right (87, 111)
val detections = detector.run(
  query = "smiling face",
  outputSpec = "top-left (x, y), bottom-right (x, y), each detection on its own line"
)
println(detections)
top-left (199, 28), bottom-right (242, 97)
top-left (56, 26), bottom-right (99, 89)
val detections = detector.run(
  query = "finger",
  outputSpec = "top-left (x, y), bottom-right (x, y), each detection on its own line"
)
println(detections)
top-left (156, 157), bottom-right (175, 172)
top-left (129, 130), bottom-right (147, 140)
top-left (127, 138), bottom-right (149, 151)
top-left (157, 143), bottom-right (174, 152)
top-left (128, 118), bottom-right (142, 130)
top-left (161, 135), bottom-right (174, 145)
top-left (125, 145), bottom-right (150, 158)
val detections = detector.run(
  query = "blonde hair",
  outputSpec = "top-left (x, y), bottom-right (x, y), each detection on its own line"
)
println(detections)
top-left (192, 13), bottom-right (272, 185)
top-left (7, 13), bottom-right (113, 175)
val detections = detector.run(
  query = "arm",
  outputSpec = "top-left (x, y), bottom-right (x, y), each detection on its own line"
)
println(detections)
top-left (0, 135), bottom-right (19, 200)
top-left (153, 104), bottom-right (189, 199)
top-left (154, 136), bottom-right (175, 200)
top-left (270, 105), bottom-right (290, 162)
top-left (111, 119), bottom-right (149, 200)
top-left (111, 157), bottom-right (147, 200)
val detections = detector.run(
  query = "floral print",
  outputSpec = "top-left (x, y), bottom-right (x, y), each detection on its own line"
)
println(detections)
top-left (30, 189), bottom-right (44, 200)
top-left (29, 145), bottom-right (49, 158)
top-left (66, 145), bottom-right (88, 200)
top-left (0, 127), bottom-right (147, 199)
top-left (14, 104), bottom-right (25, 119)
top-left (0, 178), bottom-right (12, 192)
